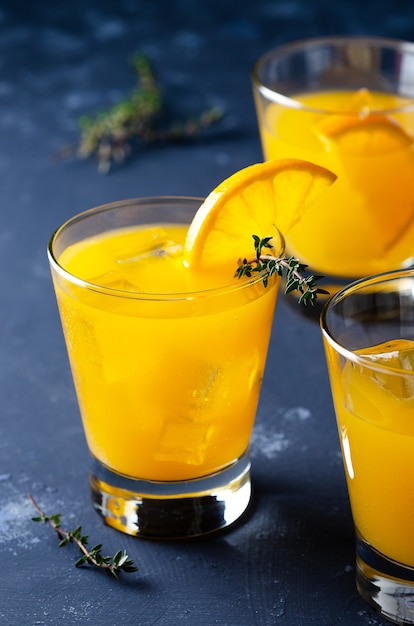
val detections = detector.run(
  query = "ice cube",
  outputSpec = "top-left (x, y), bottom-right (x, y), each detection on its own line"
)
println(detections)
top-left (115, 228), bottom-right (184, 291)
top-left (152, 365), bottom-right (220, 465)
top-left (356, 339), bottom-right (414, 399)
top-left (60, 305), bottom-right (103, 378)
top-left (154, 419), bottom-right (213, 465)
top-left (88, 270), bottom-right (141, 292)
top-left (191, 367), bottom-right (219, 412)
top-left (342, 339), bottom-right (414, 434)
top-left (116, 226), bottom-right (183, 264)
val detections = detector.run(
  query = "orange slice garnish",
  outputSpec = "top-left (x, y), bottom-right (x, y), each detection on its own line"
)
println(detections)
top-left (314, 89), bottom-right (413, 154)
top-left (185, 159), bottom-right (336, 271)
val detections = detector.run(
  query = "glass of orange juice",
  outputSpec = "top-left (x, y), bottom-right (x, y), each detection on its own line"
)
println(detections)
top-left (321, 269), bottom-right (414, 625)
top-left (252, 37), bottom-right (414, 298)
top-left (47, 197), bottom-right (284, 539)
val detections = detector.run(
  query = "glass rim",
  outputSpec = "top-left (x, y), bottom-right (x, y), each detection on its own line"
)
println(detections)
top-left (47, 195), bottom-right (285, 301)
top-left (252, 35), bottom-right (414, 114)
top-left (320, 268), bottom-right (414, 376)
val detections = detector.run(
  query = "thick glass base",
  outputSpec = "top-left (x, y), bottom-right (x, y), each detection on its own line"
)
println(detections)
top-left (89, 452), bottom-right (251, 540)
top-left (356, 534), bottom-right (414, 625)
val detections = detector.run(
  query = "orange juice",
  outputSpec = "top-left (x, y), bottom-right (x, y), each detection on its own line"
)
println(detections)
top-left (328, 338), bottom-right (414, 566)
top-left (52, 223), bottom-right (279, 482)
top-left (256, 90), bottom-right (414, 277)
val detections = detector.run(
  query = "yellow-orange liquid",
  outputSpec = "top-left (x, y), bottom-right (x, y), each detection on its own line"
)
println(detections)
top-left (329, 339), bottom-right (414, 565)
top-left (256, 90), bottom-right (414, 277)
top-left (52, 224), bottom-right (279, 481)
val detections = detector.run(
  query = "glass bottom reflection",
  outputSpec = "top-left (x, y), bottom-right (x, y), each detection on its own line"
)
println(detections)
top-left (357, 533), bottom-right (414, 625)
top-left (89, 452), bottom-right (252, 540)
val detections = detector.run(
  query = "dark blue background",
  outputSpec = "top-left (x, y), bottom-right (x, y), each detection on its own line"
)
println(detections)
top-left (1, 1), bottom-right (413, 624)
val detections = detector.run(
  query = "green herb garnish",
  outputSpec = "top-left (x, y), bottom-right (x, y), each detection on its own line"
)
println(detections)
top-left (235, 235), bottom-right (329, 306)
top-left (28, 494), bottom-right (137, 578)
top-left (57, 54), bottom-right (222, 173)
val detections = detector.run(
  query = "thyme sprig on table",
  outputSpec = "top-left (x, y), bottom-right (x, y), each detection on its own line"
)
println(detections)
top-left (28, 494), bottom-right (137, 578)
top-left (235, 235), bottom-right (329, 306)
top-left (58, 54), bottom-right (222, 173)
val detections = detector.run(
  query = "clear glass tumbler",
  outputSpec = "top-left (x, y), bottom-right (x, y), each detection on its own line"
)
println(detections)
top-left (253, 37), bottom-right (414, 297)
top-left (48, 197), bottom-right (283, 539)
top-left (321, 269), bottom-right (414, 625)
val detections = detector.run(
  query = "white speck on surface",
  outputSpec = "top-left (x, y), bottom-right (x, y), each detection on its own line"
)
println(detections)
top-left (251, 424), bottom-right (289, 459)
top-left (271, 595), bottom-right (286, 618)
top-left (0, 487), bottom-right (67, 550)
top-left (0, 495), bottom-right (36, 547)
top-left (283, 406), bottom-right (311, 421)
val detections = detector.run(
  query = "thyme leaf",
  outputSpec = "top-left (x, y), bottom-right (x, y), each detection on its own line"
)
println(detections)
top-left (56, 54), bottom-right (222, 173)
top-left (235, 235), bottom-right (329, 306)
top-left (28, 494), bottom-right (138, 578)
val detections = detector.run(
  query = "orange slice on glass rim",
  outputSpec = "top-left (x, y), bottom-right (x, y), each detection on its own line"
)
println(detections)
top-left (314, 88), bottom-right (413, 154)
top-left (185, 158), bottom-right (336, 271)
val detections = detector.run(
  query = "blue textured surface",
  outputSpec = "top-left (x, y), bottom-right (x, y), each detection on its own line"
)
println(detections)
top-left (1, 2), bottom-right (414, 624)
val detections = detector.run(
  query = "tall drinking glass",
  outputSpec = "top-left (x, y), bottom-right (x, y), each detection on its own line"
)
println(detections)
top-left (253, 37), bottom-right (414, 297)
top-left (321, 269), bottom-right (414, 625)
top-left (48, 197), bottom-right (284, 539)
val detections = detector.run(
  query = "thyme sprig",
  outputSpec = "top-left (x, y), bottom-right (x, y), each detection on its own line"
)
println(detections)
top-left (235, 235), bottom-right (329, 306)
top-left (28, 494), bottom-right (137, 578)
top-left (58, 54), bottom-right (222, 173)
